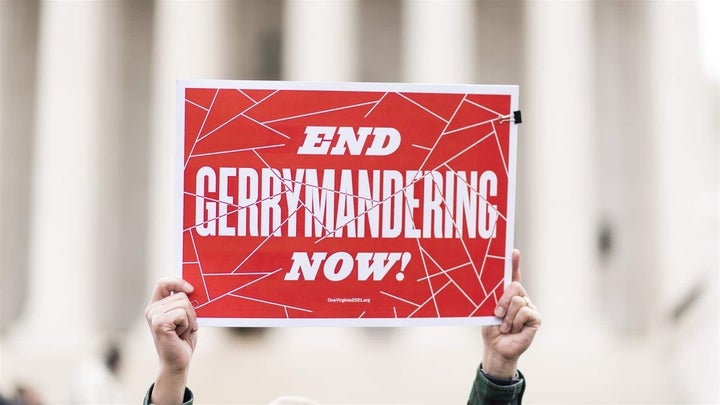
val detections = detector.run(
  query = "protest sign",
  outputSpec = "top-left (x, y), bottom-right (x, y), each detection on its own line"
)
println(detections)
top-left (177, 80), bottom-right (519, 326)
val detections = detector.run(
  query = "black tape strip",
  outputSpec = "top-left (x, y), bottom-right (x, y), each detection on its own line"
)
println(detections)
top-left (513, 110), bottom-right (522, 124)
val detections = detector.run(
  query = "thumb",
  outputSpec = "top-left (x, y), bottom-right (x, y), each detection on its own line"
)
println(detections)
top-left (511, 249), bottom-right (521, 283)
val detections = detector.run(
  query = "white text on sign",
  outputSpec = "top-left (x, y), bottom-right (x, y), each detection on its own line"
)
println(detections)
top-left (284, 251), bottom-right (412, 282)
top-left (194, 167), bottom-right (499, 240)
top-left (297, 126), bottom-right (401, 156)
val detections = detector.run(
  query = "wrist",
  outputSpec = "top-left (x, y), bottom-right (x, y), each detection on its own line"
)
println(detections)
top-left (159, 358), bottom-right (190, 376)
top-left (152, 366), bottom-right (188, 405)
top-left (482, 353), bottom-right (518, 380)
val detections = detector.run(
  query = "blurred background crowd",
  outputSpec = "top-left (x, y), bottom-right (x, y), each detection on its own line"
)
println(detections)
top-left (0, 0), bottom-right (718, 403)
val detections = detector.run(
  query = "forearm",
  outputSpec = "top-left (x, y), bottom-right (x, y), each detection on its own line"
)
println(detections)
top-left (482, 351), bottom-right (518, 380)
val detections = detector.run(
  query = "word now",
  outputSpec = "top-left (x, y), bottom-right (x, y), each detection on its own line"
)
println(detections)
top-left (284, 251), bottom-right (412, 281)
top-left (297, 126), bottom-right (401, 156)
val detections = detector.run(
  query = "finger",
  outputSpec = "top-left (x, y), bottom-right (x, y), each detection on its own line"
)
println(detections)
top-left (151, 278), bottom-right (194, 304)
top-left (493, 250), bottom-right (522, 317)
top-left (162, 308), bottom-right (190, 336)
top-left (178, 294), bottom-right (198, 336)
top-left (512, 249), bottom-right (521, 283)
top-left (179, 319), bottom-right (199, 341)
top-left (494, 281), bottom-right (527, 317)
top-left (147, 291), bottom-right (190, 315)
top-left (147, 292), bottom-right (198, 333)
top-left (150, 295), bottom-right (194, 334)
top-left (172, 305), bottom-right (199, 342)
top-left (511, 305), bottom-right (542, 334)
top-left (165, 294), bottom-right (192, 336)
top-left (500, 294), bottom-right (530, 333)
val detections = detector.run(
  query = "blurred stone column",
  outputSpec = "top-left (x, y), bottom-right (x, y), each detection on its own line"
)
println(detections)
top-left (357, 1), bottom-right (401, 82)
top-left (283, 0), bottom-right (359, 81)
top-left (91, 0), bottom-right (155, 338)
top-left (594, 1), bottom-right (662, 334)
top-left (148, 1), bottom-right (234, 288)
top-left (522, 1), bottom-right (599, 326)
top-left (224, 1), bottom-right (283, 80)
top-left (645, 2), bottom-right (719, 401)
top-left (0, 0), bottom-right (39, 334)
top-left (646, 1), bottom-right (718, 320)
top-left (3, 1), bottom-right (118, 400)
top-left (401, 0), bottom-right (476, 83)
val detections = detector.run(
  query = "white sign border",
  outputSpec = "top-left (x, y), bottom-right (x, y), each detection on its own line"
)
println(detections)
top-left (175, 80), bottom-right (519, 328)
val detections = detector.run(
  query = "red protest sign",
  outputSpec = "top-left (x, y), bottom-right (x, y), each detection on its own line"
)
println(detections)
top-left (177, 81), bottom-right (519, 326)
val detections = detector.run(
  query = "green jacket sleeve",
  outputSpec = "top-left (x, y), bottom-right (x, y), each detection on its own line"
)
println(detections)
top-left (143, 383), bottom-right (194, 405)
top-left (467, 365), bottom-right (525, 405)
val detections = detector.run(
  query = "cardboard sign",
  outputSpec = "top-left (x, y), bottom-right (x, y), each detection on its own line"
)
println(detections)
top-left (177, 80), bottom-right (519, 326)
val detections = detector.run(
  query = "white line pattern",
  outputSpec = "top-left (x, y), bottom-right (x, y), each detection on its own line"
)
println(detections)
top-left (182, 87), bottom-right (514, 321)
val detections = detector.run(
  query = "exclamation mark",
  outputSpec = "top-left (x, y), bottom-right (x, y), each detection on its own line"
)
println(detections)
top-left (395, 252), bottom-right (411, 281)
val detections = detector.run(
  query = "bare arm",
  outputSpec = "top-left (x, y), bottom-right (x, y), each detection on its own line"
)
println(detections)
top-left (145, 278), bottom-right (198, 405)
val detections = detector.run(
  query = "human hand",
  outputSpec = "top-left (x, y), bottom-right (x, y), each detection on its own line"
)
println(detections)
top-left (481, 249), bottom-right (541, 379)
top-left (145, 278), bottom-right (198, 405)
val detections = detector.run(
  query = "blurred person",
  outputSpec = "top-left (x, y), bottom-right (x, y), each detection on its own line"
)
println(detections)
top-left (0, 384), bottom-right (43, 405)
top-left (71, 342), bottom-right (126, 403)
top-left (143, 250), bottom-right (541, 405)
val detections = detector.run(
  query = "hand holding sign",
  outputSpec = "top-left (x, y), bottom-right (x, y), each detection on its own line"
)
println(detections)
top-left (481, 249), bottom-right (542, 379)
top-left (145, 278), bottom-right (198, 405)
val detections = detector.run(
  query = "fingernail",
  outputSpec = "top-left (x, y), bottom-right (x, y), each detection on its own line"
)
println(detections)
top-left (184, 281), bottom-right (193, 291)
top-left (500, 323), bottom-right (509, 333)
top-left (495, 306), bottom-right (505, 317)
